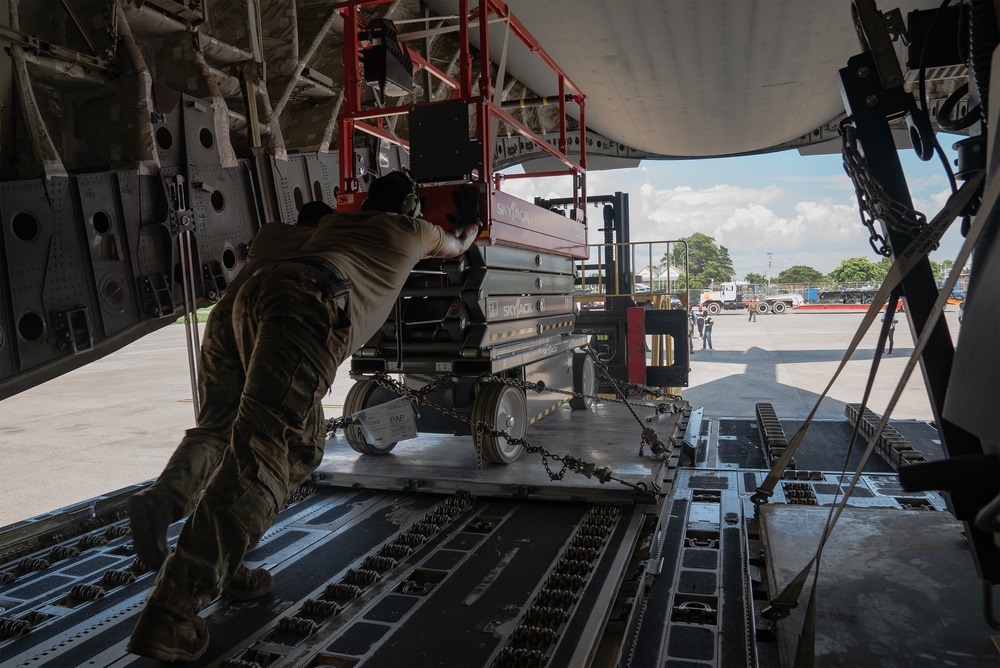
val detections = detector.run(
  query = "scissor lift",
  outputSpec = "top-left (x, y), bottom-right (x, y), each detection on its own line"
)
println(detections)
top-left (334, 0), bottom-right (592, 464)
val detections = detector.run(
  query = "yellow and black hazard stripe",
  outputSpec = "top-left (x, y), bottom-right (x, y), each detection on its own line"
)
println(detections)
top-left (529, 399), bottom-right (568, 425)
top-left (540, 319), bottom-right (574, 333)
top-left (488, 319), bottom-right (574, 342)
top-left (488, 326), bottom-right (537, 342)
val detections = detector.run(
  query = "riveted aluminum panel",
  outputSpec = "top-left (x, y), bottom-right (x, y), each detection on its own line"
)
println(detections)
top-left (73, 172), bottom-right (140, 337)
top-left (1, 177), bottom-right (96, 372)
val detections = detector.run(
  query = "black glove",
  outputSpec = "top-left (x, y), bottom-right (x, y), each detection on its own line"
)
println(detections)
top-left (447, 185), bottom-right (483, 230)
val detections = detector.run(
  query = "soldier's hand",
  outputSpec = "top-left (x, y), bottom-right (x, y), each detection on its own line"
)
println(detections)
top-left (447, 185), bottom-right (483, 231)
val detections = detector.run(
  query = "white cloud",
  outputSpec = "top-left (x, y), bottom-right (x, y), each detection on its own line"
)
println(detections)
top-left (773, 173), bottom-right (855, 191)
top-left (627, 181), bottom-right (871, 274)
top-left (496, 158), bottom-right (965, 277)
top-left (907, 171), bottom-right (947, 192)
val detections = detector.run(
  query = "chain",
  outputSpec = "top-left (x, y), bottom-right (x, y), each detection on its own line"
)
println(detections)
top-left (581, 347), bottom-right (674, 457)
top-left (326, 415), bottom-right (350, 432)
top-left (323, 376), bottom-right (455, 436)
top-left (458, 344), bottom-right (676, 456)
top-left (370, 370), bottom-right (488, 476)
top-left (479, 373), bottom-right (681, 408)
top-left (840, 118), bottom-right (932, 256)
top-left (326, 351), bottom-right (682, 498)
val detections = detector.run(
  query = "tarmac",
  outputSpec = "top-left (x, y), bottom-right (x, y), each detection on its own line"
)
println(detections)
top-left (0, 307), bottom-right (962, 527)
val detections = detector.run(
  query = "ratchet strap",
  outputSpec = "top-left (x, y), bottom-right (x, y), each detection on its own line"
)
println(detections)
top-left (761, 167), bottom-right (994, 666)
top-left (750, 168), bottom-right (985, 509)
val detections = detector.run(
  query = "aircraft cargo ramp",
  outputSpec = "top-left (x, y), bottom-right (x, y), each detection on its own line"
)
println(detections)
top-left (1, 404), bottom-right (995, 668)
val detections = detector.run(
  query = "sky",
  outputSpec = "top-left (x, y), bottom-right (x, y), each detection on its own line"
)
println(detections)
top-left (499, 143), bottom-right (968, 281)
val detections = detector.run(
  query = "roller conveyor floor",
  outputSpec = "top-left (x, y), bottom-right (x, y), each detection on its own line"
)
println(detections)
top-left (0, 404), bottom-right (993, 667)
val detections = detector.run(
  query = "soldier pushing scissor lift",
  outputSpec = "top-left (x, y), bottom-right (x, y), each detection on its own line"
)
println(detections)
top-left (333, 11), bottom-right (595, 464)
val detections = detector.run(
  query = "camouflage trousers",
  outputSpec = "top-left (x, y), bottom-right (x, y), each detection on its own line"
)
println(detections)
top-left (149, 263), bottom-right (349, 615)
top-left (149, 295), bottom-right (326, 522)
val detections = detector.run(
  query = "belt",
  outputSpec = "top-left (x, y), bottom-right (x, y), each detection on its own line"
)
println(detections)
top-left (284, 256), bottom-right (352, 310)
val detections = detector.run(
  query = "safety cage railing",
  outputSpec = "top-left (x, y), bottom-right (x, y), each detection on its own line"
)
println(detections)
top-left (335, 0), bottom-right (588, 254)
top-left (574, 240), bottom-right (691, 307)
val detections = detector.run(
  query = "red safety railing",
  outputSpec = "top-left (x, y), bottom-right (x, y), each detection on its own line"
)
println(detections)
top-left (335, 0), bottom-right (588, 257)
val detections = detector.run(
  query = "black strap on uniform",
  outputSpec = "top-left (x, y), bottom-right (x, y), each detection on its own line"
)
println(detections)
top-left (285, 256), bottom-right (352, 309)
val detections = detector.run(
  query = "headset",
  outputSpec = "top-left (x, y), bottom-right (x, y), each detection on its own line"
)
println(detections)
top-left (361, 172), bottom-right (422, 218)
top-left (399, 191), bottom-right (421, 218)
top-left (398, 171), bottom-right (421, 218)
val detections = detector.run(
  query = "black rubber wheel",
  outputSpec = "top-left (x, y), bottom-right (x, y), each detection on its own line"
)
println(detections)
top-left (569, 351), bottom-right (597, 410)
top-left (343, 379), bottom-right (400, 455)
top-left (756, 302), bottom-right (769, 314)
top-left (471, 382), bottom-right (526, 464)
top-left (706, 302), bottom-right (721, 315)
top-left (773, 302), bottom-right (786, 314)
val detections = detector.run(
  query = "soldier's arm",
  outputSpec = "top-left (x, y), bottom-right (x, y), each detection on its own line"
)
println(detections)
top-left (431, 223), bottom-right (479, 259)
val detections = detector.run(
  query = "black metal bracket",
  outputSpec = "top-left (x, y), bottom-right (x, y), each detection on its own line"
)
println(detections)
top-left (839, 41), bottom-right (997, 582)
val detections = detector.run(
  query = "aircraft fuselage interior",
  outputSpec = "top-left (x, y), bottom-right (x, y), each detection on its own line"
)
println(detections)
top-left (0, 0), bottom-right (997, 666)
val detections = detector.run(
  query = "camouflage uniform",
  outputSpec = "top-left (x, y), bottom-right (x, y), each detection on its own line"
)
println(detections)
top-left (149, 293), bottom-right (325, 521)
top-left (128, 180), bottom-right (474, 661)
top-left (147, 263), bottom-right (348, 614)
top-left (146, 224), bottom-right (324, 523)
top-left (137, 201), bottom-right (457, 639)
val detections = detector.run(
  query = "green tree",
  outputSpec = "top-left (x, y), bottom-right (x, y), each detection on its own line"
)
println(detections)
top-left (928, 259), bottom-right (942, 282)
top-left (662, 233), bottom-right (735, 289)
top-left (828, 257), bottom-right (883, 283)
top-left (702, 261), bottom-right (733, 284)
top-left (744, 272), bottom-right (766, 285)
top-left (775, 265), bottom-right (825, 284)
top-left (875, 257), bottom-right (891, 282)
top-left (925, 259), bottom-right (954, 282)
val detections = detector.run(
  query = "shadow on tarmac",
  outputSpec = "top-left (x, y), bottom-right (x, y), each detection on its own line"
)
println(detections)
top-left (682, 346), bottom-right (920, 421)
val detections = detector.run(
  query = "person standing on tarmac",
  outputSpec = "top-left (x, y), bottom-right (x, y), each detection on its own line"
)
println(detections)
top-left (127, 172), bottom-right (481, 662)
top-left (702, 315), bottom-right (715, 350)
top-left (128, 201), bottom-right (333, 588)
top-left (883, 314), bottom-right (897, 354)
top-left (696, 310), bottom-right (706, 338)
top-left (748, 302), bottom-right (757, 322)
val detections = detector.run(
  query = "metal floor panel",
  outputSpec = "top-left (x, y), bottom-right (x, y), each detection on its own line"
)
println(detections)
top-left (625, 469), bottom-right (754, 667)
top-left (0, 487), bottom-right (652, 668)
top-left (316, 401), bottom-right (672, 503)
top-left (758, 505), bottom-right (997, 667)
top-left (624, 420), bottom-right (985, 668)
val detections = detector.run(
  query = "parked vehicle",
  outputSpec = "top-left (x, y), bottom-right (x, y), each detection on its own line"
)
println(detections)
top-left (700, 281), bottom-right (802, 315)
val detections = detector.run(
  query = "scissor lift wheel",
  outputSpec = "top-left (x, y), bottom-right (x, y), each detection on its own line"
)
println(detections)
top-left (472, 382), bottom-right (527, 464)
top-left (343, 379), bottom-right (401, 455)
top-left (569, 350), bottom-right (597, 410)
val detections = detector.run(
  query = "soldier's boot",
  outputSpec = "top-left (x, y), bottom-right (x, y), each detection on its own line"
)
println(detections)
top-left (129, 488), bottom-right (178, 572)
top-left (127, 599), bottom-right (208, 663)
top-left (222, 564), bottom-right (274, 600)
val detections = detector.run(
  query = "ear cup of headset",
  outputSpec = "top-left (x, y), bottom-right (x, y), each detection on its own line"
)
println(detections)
top-left (400, 193), bottom-right (421, 218)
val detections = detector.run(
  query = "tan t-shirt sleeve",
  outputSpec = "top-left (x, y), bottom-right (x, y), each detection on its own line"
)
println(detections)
top-left (416, 218), bottom-right (449, 258)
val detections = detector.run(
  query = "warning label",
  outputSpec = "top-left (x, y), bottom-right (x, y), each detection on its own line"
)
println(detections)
top-left (352, 397), bottom-right (418, 446)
